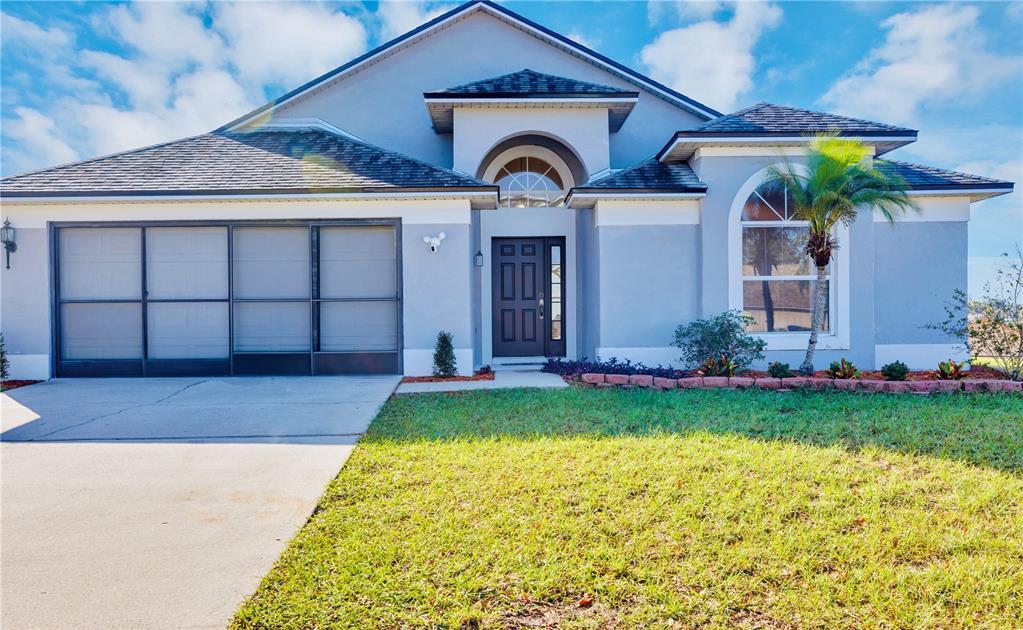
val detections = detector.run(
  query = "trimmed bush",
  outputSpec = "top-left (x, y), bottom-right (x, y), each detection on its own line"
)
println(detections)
top-left (432, 331), bottom-right (457, 377)
top-left (673, 310), bottom-right (766, 372)
top-left (768, 362), bottom-right (793, 378)
top-left (542, 357), bottom-right (679, 379)
top-left (880, 361), bottom-right (909, 381)
top-left (0, 333), bottom-right (8, 384)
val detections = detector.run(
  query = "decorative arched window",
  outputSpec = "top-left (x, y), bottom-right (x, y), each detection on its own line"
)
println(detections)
top-left (740, 182), bottom-right (831, 333)
top-left (493, 156), bottom-right (566, 208)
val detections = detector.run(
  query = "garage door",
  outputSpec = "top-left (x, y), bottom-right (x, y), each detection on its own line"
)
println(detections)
top-left (53, 222), bottom-right (401, 377)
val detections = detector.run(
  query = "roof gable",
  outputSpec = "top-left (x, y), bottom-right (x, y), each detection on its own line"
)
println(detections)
top-left (218, 0), bottom-right (719, 132)
top-left (876, 160), bottom-right (1013, 192)
top-left (0, 127), bottom-right (496, 199)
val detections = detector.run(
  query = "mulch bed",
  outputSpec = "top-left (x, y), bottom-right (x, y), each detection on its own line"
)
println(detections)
top-left (1, 380), bottom-right (41, 392)
top-left (744, 365), bottom-right (1008, 381)
top-left (401, 369), bottom-right (495, 384)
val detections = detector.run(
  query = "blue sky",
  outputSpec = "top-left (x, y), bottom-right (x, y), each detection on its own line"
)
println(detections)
top-left (2, 1), bottom-right (1020, 289)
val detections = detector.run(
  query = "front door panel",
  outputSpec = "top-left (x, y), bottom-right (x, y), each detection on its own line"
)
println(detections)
top-left (491, 237), bottom-right (565, 358)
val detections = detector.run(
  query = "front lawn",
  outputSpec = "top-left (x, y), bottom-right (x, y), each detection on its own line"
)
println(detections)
top-left (233, 388), bottom-right (1023, 629)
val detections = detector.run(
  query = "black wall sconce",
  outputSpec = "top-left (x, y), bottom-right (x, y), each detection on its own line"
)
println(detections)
top-left (474, 249), bottom-right (484, 267)
top-left (1, 219), bottom-right (15, 269)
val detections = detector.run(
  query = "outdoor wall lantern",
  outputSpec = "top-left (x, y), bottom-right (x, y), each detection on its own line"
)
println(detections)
top-left (1, 219), bottom-right (15, 269)
top-left (423, 232), bottom-right (446, 253)
top-left (474, 250), bottom-right (484, 267)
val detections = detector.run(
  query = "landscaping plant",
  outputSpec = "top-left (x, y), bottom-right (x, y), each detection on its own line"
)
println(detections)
top-left (698, 355), bottom-right (737, 377)
top-left (928, 247), bottom-right (1023, 380)
top-left (765, 135), bottom-right (915, 374)
top-left (880, 360), bottom-right (909, 381)
top-left (542, 357), bottom-right (678, 379)
top-left (0, 333), bottom-right (9, 385)
top-left (828, 358), bottom-right (859, 379)
top-left (767, 361), bottom-right (792, 378)
top-left (432, 330), bottom-right (457, 377)
top-left (937, 359), bottom-right (964, 380)
top-left (673, 310), bottom-right (766, 372)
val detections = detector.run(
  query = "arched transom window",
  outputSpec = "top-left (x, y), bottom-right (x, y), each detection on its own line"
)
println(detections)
top-left (741, 183), bottom-right (831, 333)
top-left (494, 156), bottom-right (566, 208)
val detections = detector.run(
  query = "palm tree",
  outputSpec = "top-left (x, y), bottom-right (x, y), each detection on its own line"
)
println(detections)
top-left (765, 135), bottom-right (917, 374)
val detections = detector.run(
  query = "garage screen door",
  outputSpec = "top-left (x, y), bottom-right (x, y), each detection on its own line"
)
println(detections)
top-left (54, 222), bottom-right (401, 377)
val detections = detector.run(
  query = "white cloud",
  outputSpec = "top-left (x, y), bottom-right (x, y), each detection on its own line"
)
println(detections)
top-left (820, 4), bottom-right (1021, 125)
top-left (566, 30), bottom-right (599, 50)
top-left (215, 2), bottom-right (368, 87)
top-left (377, 1), bottom-right (453, 42)
top-left (1, 12), bottom-right (72, 51)
top-left (648, 1), bottom-right (725, 24)
top-left (2, 107), bottom-right (78, 174)
top-left (640, 2), bottom-right (781, 112)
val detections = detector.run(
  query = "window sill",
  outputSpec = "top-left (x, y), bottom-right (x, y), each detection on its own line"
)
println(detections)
top-left (754, 332), bottom-right (849, 352)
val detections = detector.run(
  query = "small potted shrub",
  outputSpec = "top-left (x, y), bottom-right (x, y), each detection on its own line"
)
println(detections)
top-left (768, 361), bottom-right (792, 378)
top-left (880, 361), bottom-right (909, 381)
top-left (828, 358), bottom-right (859, 379)
top-left (936, 359), bottom-right (964, 380)
top-left (432, 331), bottom-right (457, 378)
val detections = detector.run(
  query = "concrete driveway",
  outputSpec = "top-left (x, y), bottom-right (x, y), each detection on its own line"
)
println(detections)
top-left (1, 376), bottom-right (399, 629)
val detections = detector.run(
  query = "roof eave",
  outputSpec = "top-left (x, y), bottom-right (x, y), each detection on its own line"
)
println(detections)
top-left (423, 92), bottom-right (640, 100)
top-left (0, 187), bottom-right (501, 204)
top-left (656, 131), bottom-right (919, 161)
top-left (565, 188), bottom-right (706, 208)
top-left (906, 185), bottom-right (1014, 202)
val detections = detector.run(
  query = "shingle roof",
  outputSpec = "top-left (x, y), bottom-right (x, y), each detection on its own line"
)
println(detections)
top-left (425, 69), bottom-right (638, 98)
top-left (689, 102), bottom-right (915, 136)
top-left (572, 159), bottom-right (706, 193)
top-left (876, 160), bottom-right (1013, 191)
top-left (0, 128), bottom-right (495, 197)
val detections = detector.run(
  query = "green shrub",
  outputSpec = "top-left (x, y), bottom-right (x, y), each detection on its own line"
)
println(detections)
top-left (767, 361), bottom-right (792, 378)
top-left (828, 358), bottom-right (859, 379)
top-left (673, 310), bottom-right (766, 371)
top-left (697, 355), bottom-right (737, 377)
top-left (880, 361), bottom-right (909, 381)
top-left (937, 359), bottom-right (964, 380)
top-left (432, 331), bottom-right (457, 377)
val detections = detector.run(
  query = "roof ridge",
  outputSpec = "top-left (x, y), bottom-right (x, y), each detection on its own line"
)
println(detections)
top-left (764, 102), bottom-right (915, 132)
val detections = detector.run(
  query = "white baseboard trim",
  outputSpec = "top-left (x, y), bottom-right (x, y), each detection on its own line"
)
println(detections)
top-left (596, 347), bottom-right (682, 368)
top-left (403, 348), bottom-right (473, 376)
top-left (7, 354), bottom-right (50, 380)
top-left (874, 344), bottom-right (967, 369)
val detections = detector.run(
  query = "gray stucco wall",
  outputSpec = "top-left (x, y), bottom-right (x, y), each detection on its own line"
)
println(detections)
top-left (400, 222), bottom-right (473, 355)
top-left (597, 224), bottom-right (700, 348)
top-left (874, 221), bottom-right (965, 345)
top-left (576, 208), bottom-right (600, 359)
top-left (0, 227), bottom-right (51, 357)
top-left (273, 10), bottom-right (704, 170)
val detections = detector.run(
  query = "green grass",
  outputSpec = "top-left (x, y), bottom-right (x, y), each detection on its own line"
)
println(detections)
top-left (233, 388), bottom-right (1023, 629)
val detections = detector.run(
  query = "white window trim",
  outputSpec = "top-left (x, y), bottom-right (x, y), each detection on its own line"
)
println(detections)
top-left (727, 164), bottom-right (851, 351)
top-left (481, 145), bottom-right (575, 209)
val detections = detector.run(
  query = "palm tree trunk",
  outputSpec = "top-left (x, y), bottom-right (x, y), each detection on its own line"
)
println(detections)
top-left (800, 265), bottom-right (829, 374)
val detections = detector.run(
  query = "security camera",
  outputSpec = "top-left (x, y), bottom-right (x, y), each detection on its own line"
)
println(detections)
top-left (424, 232), bottom-right (446, 253)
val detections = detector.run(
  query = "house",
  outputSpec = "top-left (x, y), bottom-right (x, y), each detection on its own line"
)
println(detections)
top-left (0, 0), bottom-right (1013, 380)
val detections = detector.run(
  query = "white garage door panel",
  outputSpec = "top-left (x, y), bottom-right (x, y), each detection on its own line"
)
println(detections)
top-left (146, 228), bottom-right (228, 299)
top-left (59, 228), bottom-right (141, 300)
top-left (320, 302), bottom-right (398, 352)
top-left (61, 303), bottom-right (143, 360)
top-left (147, 303), bottom-right (230, 359)
top-left (234, 303), bottom-right (311, 353)
top-left (233, 227), bottom-right (309, 300)
top-left (320, 226), bottom-right (397, 299)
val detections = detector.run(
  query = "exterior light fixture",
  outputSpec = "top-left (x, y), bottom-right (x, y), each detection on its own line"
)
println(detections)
top-left (1, 219), bottom-right (15, 269)
top-left (474, 250), bottom-right (484, 267)
top-left (423, 232), bottom-right (446, 253)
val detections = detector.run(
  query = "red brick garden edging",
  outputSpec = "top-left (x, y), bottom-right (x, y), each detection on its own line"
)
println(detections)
top-left (578, 373), bottom-right (1022, 393)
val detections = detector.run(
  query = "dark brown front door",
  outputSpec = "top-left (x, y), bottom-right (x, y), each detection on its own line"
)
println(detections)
top-left (492, 237), bottom-right (565, 358)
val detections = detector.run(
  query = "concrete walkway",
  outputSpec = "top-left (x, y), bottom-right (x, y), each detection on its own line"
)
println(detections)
top-left (395, 370), bottom-right (568, 394)
top-left (1, 376), bottom-right (399, 629)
